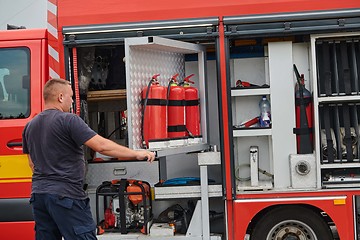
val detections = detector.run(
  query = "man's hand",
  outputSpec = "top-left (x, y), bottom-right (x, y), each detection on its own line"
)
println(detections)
top-left (136, 150), bottom-right (156, 162)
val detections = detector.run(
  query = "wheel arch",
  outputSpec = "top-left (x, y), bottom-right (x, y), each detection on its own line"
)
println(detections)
top-left (245, 203), bottom-right (335, 236)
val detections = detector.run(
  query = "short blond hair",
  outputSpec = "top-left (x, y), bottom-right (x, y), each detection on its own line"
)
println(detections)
top-left (43, 78), bottom-right (71, 102)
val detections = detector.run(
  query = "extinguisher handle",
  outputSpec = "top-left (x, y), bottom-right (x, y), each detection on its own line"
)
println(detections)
top-left (171, 73), bottom-right (179, 82)
top-left (184, 74), bottom-right (195, 84)
top-left (152, 74), bottom-right (160, 81)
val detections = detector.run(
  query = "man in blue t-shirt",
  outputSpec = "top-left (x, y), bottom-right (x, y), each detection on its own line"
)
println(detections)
top-left (22, 78), bottom-right (155, 240)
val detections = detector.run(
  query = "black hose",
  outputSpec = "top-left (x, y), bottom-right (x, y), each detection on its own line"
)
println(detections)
top-left (141, 78), bottom-right (156, 148)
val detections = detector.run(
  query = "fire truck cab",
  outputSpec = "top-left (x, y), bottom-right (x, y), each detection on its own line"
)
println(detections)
top-left (2, 1), bottom-right (360, 240)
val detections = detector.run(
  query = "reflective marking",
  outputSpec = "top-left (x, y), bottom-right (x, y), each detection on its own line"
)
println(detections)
top-left (334, 198), bottom-right (346, 205)
top-left (47, 22), bottom-right (58, 39)
top-left (0, 178), bottom-right (31, 183)
top-left (234, 195), bottom-right (347, 203)
top-left (48, 45), bottom-right (59, 61)
top-left (0, 155), bottom-right (32, 182)
top-left (47, 1), bottom-right (57, 16)
top-left (49, 67), bottom-right (60, 79)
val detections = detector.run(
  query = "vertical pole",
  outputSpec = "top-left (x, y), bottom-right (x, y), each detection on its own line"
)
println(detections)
top-left (200, 165), bottom-right (210, 239)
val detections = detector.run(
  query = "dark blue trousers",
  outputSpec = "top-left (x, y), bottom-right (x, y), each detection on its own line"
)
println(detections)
top-left (30, 193), bottom-right (97, 240)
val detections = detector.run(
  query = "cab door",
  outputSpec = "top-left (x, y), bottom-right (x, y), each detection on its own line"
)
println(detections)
top-left (0, 29), bottom-right (47, 240)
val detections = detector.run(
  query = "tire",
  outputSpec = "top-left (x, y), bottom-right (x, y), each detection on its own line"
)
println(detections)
top-left (251, 205), bottom-right (333, 240)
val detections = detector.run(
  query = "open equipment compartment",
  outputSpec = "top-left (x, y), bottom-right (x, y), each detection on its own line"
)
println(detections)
top-left (124, 36), bottom-right (209, 154)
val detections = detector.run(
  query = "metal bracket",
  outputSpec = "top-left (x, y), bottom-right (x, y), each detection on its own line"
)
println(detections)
top-left (230, 25), bottom-right (237, 33)
top-left (284, 22), bottom-right (291, 31)
top-left (206, 26), bottom-right (213, 34)
top-left (68, 34), bottom-right (76, 43)
top-left (338, 19), bottom-right (346, 27)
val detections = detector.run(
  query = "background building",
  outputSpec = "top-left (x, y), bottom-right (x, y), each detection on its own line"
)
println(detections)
top-left (0, 0), bottom-right (46, 30)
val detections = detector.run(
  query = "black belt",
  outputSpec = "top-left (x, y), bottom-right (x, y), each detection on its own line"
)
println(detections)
top-left (319, 42), bottom-right (332, 96)
top-left (340, 41), bottom-right (352, 95)
top-left (168, 125), bottom-right (187, 132)
top-left (141, 99), bottom-right (167, 106)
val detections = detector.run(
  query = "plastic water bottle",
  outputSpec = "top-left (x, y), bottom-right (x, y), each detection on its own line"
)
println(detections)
top-left (259, 95), bottom-right (271, 127)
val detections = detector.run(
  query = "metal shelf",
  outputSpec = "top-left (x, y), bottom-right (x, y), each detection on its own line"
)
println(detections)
top-left (154, 184), bottom-right (222, 199)
top-left (233, 128), bottom-right (272, 137)
top-left (231, 87), bottom-right (270, 97)
top-left (154, 143), bottom-right (209, 157)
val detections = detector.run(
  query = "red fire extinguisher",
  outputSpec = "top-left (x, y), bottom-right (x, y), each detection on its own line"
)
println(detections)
top-left (183, 74), bottom-right (201, 138)
top-left (141, 74), bottom-right (167, 148)
top-left (293, 65), bottom-right (313, 154)
top-left (167, 74), bottom-right (186, 139)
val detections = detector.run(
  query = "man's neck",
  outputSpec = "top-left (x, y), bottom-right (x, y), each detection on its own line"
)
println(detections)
top-left (44, 104), bottom-right (63, 112)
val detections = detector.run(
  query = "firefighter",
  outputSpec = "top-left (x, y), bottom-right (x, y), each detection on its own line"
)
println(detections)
top-left (22, 78), bottom-right (155, 240)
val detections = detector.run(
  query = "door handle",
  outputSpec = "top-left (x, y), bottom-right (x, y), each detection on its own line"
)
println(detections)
top-left (7, 141), bottom-right (23, 149)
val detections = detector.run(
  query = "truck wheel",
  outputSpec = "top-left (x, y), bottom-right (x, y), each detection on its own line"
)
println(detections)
top-left (251, 205), bottom-right (333, 240)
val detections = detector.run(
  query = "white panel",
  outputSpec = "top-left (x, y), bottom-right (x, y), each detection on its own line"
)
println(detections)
top-left (234, 137), bottom-right (271, 182)
top-left (233, 57), bottom-right (268, 87)
top-left (289, 154), bottom-right (316, 189)
top-left (268, 41), bottom-right (297, 189)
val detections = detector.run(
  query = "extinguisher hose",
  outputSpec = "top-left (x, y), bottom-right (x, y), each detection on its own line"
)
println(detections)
top-left (166, 79), bottom-right (173, 105)
top-left (141, 79), bottom-right (155, 148)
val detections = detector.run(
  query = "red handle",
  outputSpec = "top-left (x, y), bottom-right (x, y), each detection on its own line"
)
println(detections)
top-left (184, 74), bottom-right (195, 84)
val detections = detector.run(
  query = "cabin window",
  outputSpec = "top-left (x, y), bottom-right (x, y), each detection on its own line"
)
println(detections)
top-left (0, 47), bottom-right (30, 119)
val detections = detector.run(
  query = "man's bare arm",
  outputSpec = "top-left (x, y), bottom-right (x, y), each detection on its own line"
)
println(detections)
top-left (84, 134), bottom-right (155, 162)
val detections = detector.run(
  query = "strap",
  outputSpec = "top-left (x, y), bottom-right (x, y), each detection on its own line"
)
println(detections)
top-left (295, 97), bottom-right (312, 106)
top-left (340, 41), bottom-right (352, 95)
top-left (321, 42), bottom-right (332, 96)
top-left (168, 125), bottom-right (187, 132)
top-left (323, 104), bottom-right (335, 163)
top-left (342, 104), bottom-right (354, 162)
top-left (168, 99), bottom-right (185, 106)
top-left (293, 127), bottom-right (313, 135)
top-left (185, 99), bottom-right (200, 106)
top-left (296, 87), bottom-right (313, 154)
top-left (141, 99), bottom-right (167, 106)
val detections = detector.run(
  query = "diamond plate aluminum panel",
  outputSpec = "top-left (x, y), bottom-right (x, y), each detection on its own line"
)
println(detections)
top-left (127, 47), bottom-right (185, 149)
top-left (85, 161), bottom-right (159, 189)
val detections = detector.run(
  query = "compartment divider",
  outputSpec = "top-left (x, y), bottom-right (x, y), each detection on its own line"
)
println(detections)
top-left (323, 104), bottom-right (335, 163)
top-left (334, 105), bottom-right (342, 162)
top-left (351, 104), bottom-right (359, 160)
top-left (342, 103), bottom-right (354, 162)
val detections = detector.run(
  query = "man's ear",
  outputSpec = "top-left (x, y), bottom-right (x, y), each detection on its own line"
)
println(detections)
top-left (59, 93), bottom-right (64, 103)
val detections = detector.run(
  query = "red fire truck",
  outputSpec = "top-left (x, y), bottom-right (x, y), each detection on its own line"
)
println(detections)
top-left (1, 0), bottom-right (360, 239)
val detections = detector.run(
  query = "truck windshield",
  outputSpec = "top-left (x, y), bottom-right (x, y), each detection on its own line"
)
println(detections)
top-left (0, 47), bottom-right (30, 119)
